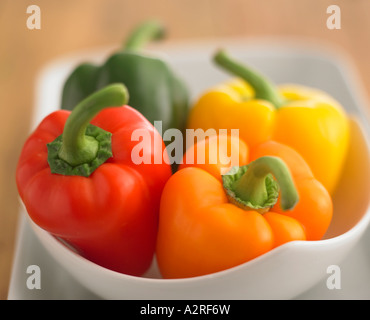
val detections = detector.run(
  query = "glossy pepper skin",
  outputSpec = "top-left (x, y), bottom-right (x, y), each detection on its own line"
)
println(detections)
top-left (187, 50), bottom-right (349, 194)
top-left (156, 135), bottom-right (332, 279)
top-left (61, 20), bottom-right (189, 137)
top-left (16, 84), bottom-right (172, 276)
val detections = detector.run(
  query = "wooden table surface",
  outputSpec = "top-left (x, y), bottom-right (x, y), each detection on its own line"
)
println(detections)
top-left (1, 0), bottom-right (369, 300)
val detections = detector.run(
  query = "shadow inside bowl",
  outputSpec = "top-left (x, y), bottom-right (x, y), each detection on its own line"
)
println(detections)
top-left (324, 117), bottom-right (370, 239)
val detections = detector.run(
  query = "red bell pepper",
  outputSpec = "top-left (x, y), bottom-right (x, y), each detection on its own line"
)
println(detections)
top-left (16, 84), bottom-right (172, 276)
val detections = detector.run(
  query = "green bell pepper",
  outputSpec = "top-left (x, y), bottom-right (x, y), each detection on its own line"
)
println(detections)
top-left (60, 20), bottom-right (189, 137)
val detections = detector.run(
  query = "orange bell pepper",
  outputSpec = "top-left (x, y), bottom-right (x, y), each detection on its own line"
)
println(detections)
top-left (156, 135), bottom-right (332, 279)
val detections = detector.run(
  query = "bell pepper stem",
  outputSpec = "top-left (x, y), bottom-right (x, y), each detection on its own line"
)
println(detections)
top-left (233, 156), bottom-right (298, 211)
top-left (213, 49), bottom-right (285, 109)
top-left (124, 20), bottom-right (165, 51)
top-left (58, 84), bottom-right (128, 167)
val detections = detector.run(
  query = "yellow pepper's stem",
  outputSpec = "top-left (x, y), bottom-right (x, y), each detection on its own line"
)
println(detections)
top-left (213, 49), bottom-right (285, 109)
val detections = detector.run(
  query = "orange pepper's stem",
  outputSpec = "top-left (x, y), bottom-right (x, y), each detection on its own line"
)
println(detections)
top-left (213, 49), bottom-right (285, 109)
top-left (223, 156), bottom-right (299, 212)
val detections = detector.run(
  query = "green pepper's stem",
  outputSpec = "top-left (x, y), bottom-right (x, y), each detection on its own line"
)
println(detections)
top-left (233, 156), bottom-right (298, 211)
top-left (124, 20), bottom-right (165, 51)
top-left (213, 49), bottom-right (285, 109)
top-left (58, 84), bottom-right (129, 167)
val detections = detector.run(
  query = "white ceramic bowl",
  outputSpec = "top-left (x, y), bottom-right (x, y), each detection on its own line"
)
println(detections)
top-left (28, 39), bottom-right (370, 299)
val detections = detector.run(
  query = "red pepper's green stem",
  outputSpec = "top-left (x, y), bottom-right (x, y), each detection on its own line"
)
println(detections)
top-left (233, 156), bottom-right (298, 211)
top-left (213, 49), bottom-right (285, 109)
top-left (124, 20), bottom-right (165, 51)
top-left (58, 84), bottom-right (128, 167)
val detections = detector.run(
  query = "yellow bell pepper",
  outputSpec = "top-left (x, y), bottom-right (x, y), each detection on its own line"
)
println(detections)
top-left (187, 50), bottom-right (349, 194)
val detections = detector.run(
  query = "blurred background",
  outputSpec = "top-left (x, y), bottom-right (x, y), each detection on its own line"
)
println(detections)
top-left (1, 0), bottom-right (369, 299)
